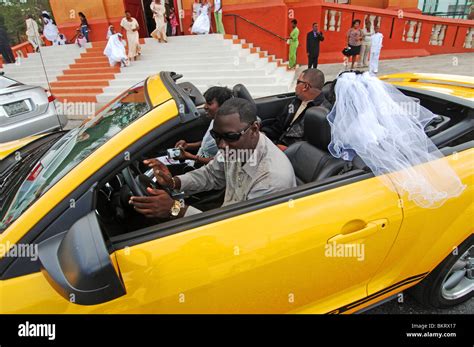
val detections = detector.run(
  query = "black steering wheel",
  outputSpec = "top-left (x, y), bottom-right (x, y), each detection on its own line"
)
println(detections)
top-left (121, 165), bottom-right (147, 197)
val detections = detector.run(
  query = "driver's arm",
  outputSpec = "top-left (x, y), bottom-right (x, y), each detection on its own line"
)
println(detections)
top-left (177, 153), bottom-right (226, 195)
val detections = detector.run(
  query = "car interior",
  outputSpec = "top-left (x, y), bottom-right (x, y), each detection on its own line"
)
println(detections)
top-left (94, 73), bottom-right (474, 239)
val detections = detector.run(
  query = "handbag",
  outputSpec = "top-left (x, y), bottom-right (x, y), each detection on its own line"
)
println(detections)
top-left (342, 46), bottom-right (352, 56)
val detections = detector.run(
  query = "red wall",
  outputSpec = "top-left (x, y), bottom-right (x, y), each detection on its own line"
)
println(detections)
top-left (286, 3), bottom-right (474, 64)
top-left (185, 1), bottom-right (474, 65)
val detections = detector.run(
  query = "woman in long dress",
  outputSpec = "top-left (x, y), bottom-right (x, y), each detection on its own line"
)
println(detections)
top-left (288, 19), bottom-right (299, 69)
top-left (120, 11), bottom-right (141, 61)
top-left (191, 0), bottom-right (210, 35)
top-left (41, 11), bottom-right (59, 45)
top-left (25, 14), bottom-right (42, 52)
top-left (150, 0), bottom-right (167, 43)
top-left (103, 33), bottom-right (130, 68)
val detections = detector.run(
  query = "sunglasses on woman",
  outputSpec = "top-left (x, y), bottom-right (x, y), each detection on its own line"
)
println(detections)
top-left (210, 122), bottom-right (255, 143)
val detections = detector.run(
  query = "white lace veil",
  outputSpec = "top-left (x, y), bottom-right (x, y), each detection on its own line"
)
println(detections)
top-left (327, 72), bottom-right (466, 208)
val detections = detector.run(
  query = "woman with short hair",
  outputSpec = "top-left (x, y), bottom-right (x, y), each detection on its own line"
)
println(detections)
top-left (346, 19), bottom-right (364, 69)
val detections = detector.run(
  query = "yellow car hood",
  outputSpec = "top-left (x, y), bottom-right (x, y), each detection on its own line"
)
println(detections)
top-left (0, 134), bottom-right (48, 161)
top-left (380, 73), bottom-right (474, 101)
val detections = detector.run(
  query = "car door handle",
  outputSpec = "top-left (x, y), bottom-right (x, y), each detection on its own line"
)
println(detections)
top-left (327, 219), bottom-right (388, 244)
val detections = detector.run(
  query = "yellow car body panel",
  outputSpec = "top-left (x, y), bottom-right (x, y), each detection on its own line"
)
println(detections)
top-left (380, 73), bottom-right (474, 101)
top-left (0, 100), bottom-right (177, 257)
top-left (0, 73), bottom-right (471, 314)
top-left (379, 73), bottom-right (474, 87)
top-left (0, 174), bottom-right (403, 313)
top-left (146, 74), bottom-right (175, 107)
top-left (0, 134), bottom-right (48, 161)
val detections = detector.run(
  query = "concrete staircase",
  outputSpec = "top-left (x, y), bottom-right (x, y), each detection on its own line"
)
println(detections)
top-left (96, 34), bottom-right (296, 104)
top-left (1, 44), bottom-right (86, 90)
top-left (2, 34), bottom-right (296, 108)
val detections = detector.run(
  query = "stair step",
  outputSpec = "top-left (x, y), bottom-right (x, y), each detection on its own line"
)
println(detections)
top-left (81, 52), bottom-right (108, 58)
top-left (52, 87), bottom-right (104, 94)
top-left (63, 67), bottom-right (120, 75)
top-left (70, 62), bottom-right (112, 69)
top-left (56, 95), bottom-right (98, 103)
top-left (50, 80), bottom-right (110, 87)
top-left (57, 74), bottom-right (116, 81)
top-left (76, 56), bottom-right (110, 63)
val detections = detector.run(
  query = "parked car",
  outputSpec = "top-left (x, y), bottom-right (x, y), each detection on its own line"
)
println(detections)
top-left (0, 74), bottom-right (67, 143)
top-left (0, 72), bottom-right (472, 313)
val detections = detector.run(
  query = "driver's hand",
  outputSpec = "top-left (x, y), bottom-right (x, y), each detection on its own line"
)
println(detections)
top-left (143, 159), bottom-right (173, 188)
top-left (129, 188), bottom-right (175, 219)
top-left (175, 140), bottom-right (188, 149)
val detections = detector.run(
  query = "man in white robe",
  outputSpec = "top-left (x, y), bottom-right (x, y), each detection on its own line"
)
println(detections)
top-left (369, 26), bottom-right (383, 75)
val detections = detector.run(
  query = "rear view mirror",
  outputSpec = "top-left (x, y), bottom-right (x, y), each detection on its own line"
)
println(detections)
top-left (38, 212), bottom-right (126, 305)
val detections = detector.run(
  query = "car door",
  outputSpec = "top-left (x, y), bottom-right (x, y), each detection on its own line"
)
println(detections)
top-left (366, 145), bottom-right (473, 299)
top-left (0, 173), bottom-right (402, 314)
top-left (108, 173), bottom-right (403, 314)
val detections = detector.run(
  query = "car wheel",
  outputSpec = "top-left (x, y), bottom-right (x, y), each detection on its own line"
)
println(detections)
top-left (410, 234), bottom-right (473, 309)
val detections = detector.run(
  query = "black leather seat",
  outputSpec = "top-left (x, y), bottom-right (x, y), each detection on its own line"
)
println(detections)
top-left (322, 81), bottom-right (335, 106)
top-left (233, 84), bottom-right (263, 123)
top-left (284, 106), bottom-right (347, 185)
top-left (233, 84), bottom-right (256, 108)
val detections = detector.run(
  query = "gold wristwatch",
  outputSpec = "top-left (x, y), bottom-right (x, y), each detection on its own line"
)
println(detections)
top-left (170, 200), bottom-right (182, 218)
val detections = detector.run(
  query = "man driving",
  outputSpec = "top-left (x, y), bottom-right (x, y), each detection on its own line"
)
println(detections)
top-left (129, 98), bottom-right (297, 219)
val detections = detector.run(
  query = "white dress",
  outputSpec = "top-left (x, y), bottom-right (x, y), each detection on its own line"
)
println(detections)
top-left (150, 2), bottom-right (167, 41)
top-left (42, 17), bottom-right (59, 44)
top-left (103, 34), bottom-right (129, 67)
top-left (120, 17), bottom-right (141, 59)
top-left (369, 33), bottom-right (383, 74)
top-left (192, 4), bottom-right (210, 35)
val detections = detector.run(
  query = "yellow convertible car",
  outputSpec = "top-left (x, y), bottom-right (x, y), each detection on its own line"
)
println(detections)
top-left (0, 72), bottom-right (472, 314)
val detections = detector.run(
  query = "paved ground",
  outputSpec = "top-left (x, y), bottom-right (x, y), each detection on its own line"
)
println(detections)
top-left (365, 293), bottom-right (473, 314)
top-left (298, 52), bottom-right (474, 81)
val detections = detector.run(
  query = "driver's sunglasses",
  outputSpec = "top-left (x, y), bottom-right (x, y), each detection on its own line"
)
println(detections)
top-left (210, 122), bottom-right (255, 143)
top-left (297, 80), bottom-right (312, 88)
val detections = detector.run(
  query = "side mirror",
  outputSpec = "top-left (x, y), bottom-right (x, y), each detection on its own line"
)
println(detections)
top-left (38, 212), bottom-right (126, 305)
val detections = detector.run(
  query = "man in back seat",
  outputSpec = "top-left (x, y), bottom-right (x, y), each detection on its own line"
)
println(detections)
top-left (261, 68), bottom-right (331, 149)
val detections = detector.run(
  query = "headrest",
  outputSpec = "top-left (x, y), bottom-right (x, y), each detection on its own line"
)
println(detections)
top-left (304, 106), bottom-right (332, 150)
top-left (233, 84), bottom-right (256, 107)
top-left (321, 81), bottom-right (334, 104)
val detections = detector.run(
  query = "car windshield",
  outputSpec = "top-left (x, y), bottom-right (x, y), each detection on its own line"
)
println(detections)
top-left (0, 82), bottom-right (150, 232)
top-left (0, 76), bottom-right (21, 89)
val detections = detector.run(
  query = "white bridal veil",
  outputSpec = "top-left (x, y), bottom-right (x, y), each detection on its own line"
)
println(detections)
top-left (327, 72), bottom-right (466, 208)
